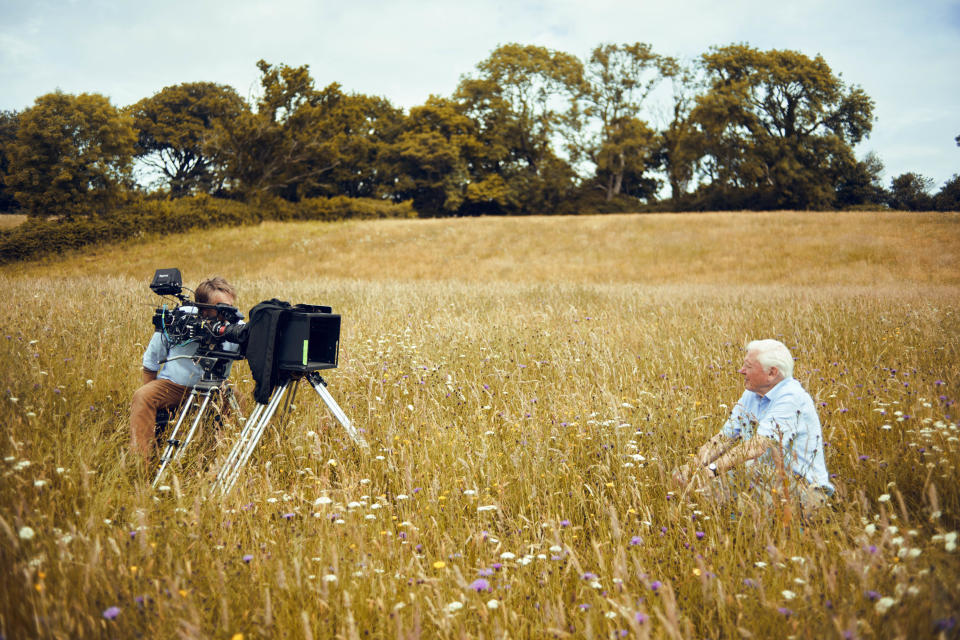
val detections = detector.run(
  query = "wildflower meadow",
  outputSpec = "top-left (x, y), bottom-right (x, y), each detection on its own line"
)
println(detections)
top-left (1, 211), bottom-right (958, 638)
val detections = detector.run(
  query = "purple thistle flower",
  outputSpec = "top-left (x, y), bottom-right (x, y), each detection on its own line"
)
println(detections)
top-left (858, 455), bottom-right (869, 461)
top-left (242, 554), bottom-right (253, 563)
top-left (866, 590), bottom-right (880, 600)
top-left (134, 596), bottom-right (145, 606)
top-left (102, 606), bottom-right (121, 620)
top-left (492, 563), bottom-right (503, 571)
top-left (629, 536), bottom-right (642, 546)
top-left (661, 526), bottom-right (668, 534)
top-left (695, 531), bottom-right (705, 539)
top-left (650, 580), bottom-right (662, 592)
top-left (560, 519), bottom-right (571, 528)
top-left (478, 568), bottom-right (494, 577)
top-left (282, 512), bottom-right (295, 520)
top-left (868, 545), bottom-right (877, 554)
top-left (129, 531), bottom-right (137, 538)
top-left (635, 612), bottom-right (648, 624)
top-left (469, 578), bottom-right (490, 592)
top-left (582, 572), bottom-right (598, 580)
top-left (578, 603), bottom-right (590, 611)
top-left (777, 607), bottom-right (792, 617)
top-left (934, 618), bottom-right (956, 632)
top-left (743, 578), bottom-right (757, 588)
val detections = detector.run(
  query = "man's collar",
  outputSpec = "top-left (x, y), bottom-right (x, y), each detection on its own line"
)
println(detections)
top-left (758, 377), bottom-right (792, 401)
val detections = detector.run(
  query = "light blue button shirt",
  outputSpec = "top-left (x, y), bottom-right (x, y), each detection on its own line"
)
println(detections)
top-left (721, 377), bottom-right (834, 492)
top-left (143, 332), bottom-right (239, 388)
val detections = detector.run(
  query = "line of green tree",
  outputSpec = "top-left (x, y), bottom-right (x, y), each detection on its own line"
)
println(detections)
top-left (1, 42), bottom-right (958, 218)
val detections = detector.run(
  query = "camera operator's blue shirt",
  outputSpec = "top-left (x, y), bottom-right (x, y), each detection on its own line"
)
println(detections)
top-left (142, 332), bottom-right (240, 388)
top-left (721, 377), bottom-right (834, 493)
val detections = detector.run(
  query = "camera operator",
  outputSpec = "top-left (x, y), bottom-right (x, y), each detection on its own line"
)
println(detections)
top-left (130, 276), bottom-right (241, 460)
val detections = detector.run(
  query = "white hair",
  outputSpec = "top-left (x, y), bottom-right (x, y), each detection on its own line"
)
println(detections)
top-left (746, 339), bottom-right (794, 379)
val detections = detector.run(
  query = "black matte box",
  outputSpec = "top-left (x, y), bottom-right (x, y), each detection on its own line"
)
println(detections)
top-left (277, 311), bottom-right (341, 372)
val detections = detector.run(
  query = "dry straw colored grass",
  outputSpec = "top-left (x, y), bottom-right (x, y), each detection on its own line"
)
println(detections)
top-left (1, 210), bottom-right (959, 638)
top-left (0, 214), bottom-right (27, 230)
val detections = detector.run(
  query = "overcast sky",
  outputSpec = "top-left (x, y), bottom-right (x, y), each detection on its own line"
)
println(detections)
top-left (2, 0), bottom-right (958, 189)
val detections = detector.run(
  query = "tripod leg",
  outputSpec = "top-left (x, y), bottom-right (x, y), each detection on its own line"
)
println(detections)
top-left (174, 392), bottom-right (212, 461)
top-left (217, 381), bottom-right (291, 495)
top-left (152, 392), bottom-right (197, 488)
top-left (214, 402), bottom-right (265, 488)
top-left (307, 373), bottom-right (369, 449)
top-left (153, 392), bottom-right (215, 488)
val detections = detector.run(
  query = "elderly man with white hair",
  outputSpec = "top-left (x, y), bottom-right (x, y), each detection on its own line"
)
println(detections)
top-left (674, 339), bottom-right (834, 513)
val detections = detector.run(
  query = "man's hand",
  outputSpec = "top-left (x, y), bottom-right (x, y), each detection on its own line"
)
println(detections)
top-left (672, 462), bottom-right (719, 493)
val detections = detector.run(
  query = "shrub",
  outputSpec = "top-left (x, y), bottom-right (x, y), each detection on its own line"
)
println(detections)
top-left (0, 195), bottom-right (415, 263)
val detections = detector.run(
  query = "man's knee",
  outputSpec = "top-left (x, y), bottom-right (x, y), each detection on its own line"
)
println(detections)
top-left (131, 382), bottom-right (158, 412)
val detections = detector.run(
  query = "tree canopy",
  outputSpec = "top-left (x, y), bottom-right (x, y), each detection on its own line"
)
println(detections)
top-left (4, 92), bottom-right (135, 218)
top-left (1, 43), bottom-right (955, 218)
top-left (689, 45), bottom-right (874, 209)
top-left (456, 43), bottom-right (585, 213)
top-left (128, 82), bottom-right (247, 197)
top-left (0, 110), bottom-right (19, 212)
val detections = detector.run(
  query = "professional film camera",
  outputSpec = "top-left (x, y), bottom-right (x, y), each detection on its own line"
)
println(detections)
top-left (147, 268), bottom-right (368, 494)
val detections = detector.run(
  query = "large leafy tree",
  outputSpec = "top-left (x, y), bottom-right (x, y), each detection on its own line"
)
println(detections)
top-left (209, 61), bottom-right (337, 199)
top-left (656, 62), bottom-right (705, 205)
top-left (934, 174), bottom-right (960, 211)
top-left (5, 92), bottom-right (136, 218)
top-left (456, 43), bottom-right (584, 213)
top-left (834, 151), bottom-right (886, 208)
top-left (296, 88), bottom-right (404, 200)
top-left (211, 60), bottom-right (402, 201)
top-left (0, 110), bottom-right (20, 212)
top-left (380, 96), bottom-right (484, 215)
top-left (887, 172), bottom-right (934, 210)
top-left (690, 45), bottom-right (874, 209)
top-left (573, 43), bottom-right (673, 202)
top-left (128, 82), bottom-right (247, 197)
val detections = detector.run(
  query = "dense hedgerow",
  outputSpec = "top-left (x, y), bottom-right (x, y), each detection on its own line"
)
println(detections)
top-left (0, 195), bottom-right (415, 263)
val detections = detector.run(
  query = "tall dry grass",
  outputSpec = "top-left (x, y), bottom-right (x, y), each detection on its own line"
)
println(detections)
top-left (1, 211), bottom-right (958, 638)
top-left (0, 215), bottom-right (27, 230)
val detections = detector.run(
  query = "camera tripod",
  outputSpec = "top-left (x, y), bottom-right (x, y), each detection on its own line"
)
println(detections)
top-left (212, 370), bottom-right (368, 495)
top-left (151, 369), bottom-right (244, 489)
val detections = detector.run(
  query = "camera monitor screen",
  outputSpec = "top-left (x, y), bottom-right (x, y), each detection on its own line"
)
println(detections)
top-left (277, 310), bottom-right (341, 372)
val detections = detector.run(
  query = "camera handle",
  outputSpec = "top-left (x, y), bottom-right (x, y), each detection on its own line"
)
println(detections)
top-left (212, 371), bottom-right (368, 496)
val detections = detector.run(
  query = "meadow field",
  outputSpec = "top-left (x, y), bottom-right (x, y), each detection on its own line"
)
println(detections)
top-left (1, 210), bottom-right (958, 639)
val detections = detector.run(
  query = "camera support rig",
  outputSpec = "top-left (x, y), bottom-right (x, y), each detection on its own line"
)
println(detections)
top-left (211, 301), bottom-right (369, 495)
top-left (146, 270), bottom-right (367, 495)
top-left (151, 355), bottom-right (245, 489)
top-left (212, 370), bottom-right (367, 495)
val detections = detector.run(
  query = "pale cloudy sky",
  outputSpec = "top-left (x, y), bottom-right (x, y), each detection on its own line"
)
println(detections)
top-left (1, 0), bottom-right (958, 189)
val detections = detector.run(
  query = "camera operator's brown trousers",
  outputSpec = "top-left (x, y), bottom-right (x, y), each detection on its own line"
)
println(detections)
top-left (130, 377), bottom-right (190, 458)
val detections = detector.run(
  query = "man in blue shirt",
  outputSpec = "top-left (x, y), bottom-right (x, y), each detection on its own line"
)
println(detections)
top-left (130, 276), bottom-right (241, 459)
top-left (673, 339), bottom-right (833, 513)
